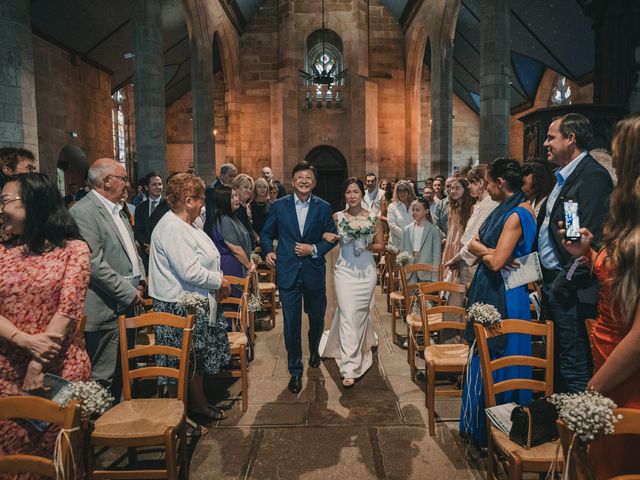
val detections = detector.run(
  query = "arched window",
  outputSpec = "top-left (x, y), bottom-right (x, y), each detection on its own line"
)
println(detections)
top-left (111, 90), bottom-right (127, 165)
top-left (304, 29), bottom-right (345, 87)
top-left (550, 76), bottom-right (572, 106)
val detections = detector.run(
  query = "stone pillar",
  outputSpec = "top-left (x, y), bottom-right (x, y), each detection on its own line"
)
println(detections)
top-left (132, 0), bottom-right (167, 178)
top-left (479, 0), bottom-right (510, 163)
top-left (0, 0), bottom-right (39, 160)
top-left (430, 43), bottom-right (453, 176)
top-left (190, 36), bottom-right (215, 184)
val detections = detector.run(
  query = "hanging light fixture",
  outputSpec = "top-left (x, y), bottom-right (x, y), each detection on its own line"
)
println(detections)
top-left (298, 0), bottom-right (347, 109)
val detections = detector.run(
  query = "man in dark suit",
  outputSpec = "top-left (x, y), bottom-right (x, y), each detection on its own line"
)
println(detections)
top-left (260, 162), bottom-right (338, 393)
top-left (134, 172), bottom-right (163, 272)
top-left (536, 113), bottom-right (613, 393)
top-left (261, 166), bottom-right (286, 198)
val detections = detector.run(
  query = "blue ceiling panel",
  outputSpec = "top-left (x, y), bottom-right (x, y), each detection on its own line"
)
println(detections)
top-left (512, 52), bottom-right (546, 100)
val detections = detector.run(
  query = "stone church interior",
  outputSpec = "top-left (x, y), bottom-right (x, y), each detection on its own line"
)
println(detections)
top-left (1, 0), bottom-right (639, 478)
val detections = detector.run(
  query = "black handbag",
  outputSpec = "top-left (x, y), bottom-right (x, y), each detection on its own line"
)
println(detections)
top-left (509, 397), bottom-right (558, 449)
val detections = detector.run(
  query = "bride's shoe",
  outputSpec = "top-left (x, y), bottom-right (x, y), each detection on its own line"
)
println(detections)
top-left (342, 378), bottom-right (355, 388)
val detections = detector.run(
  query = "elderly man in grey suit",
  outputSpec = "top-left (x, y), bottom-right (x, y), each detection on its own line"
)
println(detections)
top-left (70, 158), bottom-right (145, 399)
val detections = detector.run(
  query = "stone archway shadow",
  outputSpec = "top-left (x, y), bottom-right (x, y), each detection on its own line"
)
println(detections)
top-left (305, 145), bottom-right (348, 212)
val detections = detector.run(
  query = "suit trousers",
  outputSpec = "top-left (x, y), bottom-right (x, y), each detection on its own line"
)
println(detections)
top-left (541, 269), bottom-right (595, 393)
top-left (85, 327), bottom-right (136, 402)
top-left (279, 271), bottom-right (327, 376)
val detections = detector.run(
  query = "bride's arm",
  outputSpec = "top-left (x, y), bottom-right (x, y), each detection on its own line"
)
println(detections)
top-left (367, 219), bottom-right (385, 253)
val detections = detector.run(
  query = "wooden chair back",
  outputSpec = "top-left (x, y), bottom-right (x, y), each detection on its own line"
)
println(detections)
top-left (0, 397), bottom-right (82, 478)
top-left (418, 282), bottom-right (467, 343)
top-left (256, 262), bottom-right (275, 283)
top-left (474, 319), bottom-right (554, 407)
top-left (118, 312), bottom-right (195, 402)
top-left (399, 263), bottom-right (442, 312)
top-left (220, 275), bottom-right (250, 331)
top-left (386, 251), bottom-right (398, 292)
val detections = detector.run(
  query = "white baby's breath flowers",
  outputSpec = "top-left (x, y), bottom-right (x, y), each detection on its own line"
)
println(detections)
top-left (339, 216), bottom-right (376, 238)
top-left (395, 251), bottom-right (413, 267)
top-left (385, 244), bottom-right (399, 255)
top-left (467, 302), bottom-right (501, 326)
top-left (551, 390), bottom-right (622, 443)
top-left (247, 292), bottom-right (262, 312)
top-left (59, 381), bottom-right (114, 420)
top-left (251, 253), bottom-right (262, 265)
top-left (177, 292), bottom-right (208, 315)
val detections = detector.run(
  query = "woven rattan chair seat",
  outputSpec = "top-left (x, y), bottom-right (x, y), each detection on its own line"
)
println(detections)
top-left (490, 426), bottom-right (563, 463)
top-left (424, 344), bottom-right (468, 366)
top-left (407, 312), bottom-right (442, 328)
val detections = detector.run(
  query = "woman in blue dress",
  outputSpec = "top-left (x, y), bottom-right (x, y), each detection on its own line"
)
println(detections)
top-left (460, 158), bottom-right (537, 448)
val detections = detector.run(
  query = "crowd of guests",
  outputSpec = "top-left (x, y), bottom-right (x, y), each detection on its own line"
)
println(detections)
top-left (0, 111), bottom-right (639, 478)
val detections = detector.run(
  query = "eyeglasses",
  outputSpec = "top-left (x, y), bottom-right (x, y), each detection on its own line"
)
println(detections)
top-left (14, 165), bottom-right (37, 173)
top-left (188, 195), bottom-right (205, 201)
top-left (0, 196), bottom-right (22, 207)
top-left (106, 174), bottom-right (128, 183)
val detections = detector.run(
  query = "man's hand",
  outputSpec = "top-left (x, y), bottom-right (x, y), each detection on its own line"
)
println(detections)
top-left (294, 243), bottom-right (314, 257)
top-left (265, 252), bottom-right (277, 267)
top-left (217, 277), bottom-right (231, 301)
top-left (558, 221), bottom-right (593, 258)
top-left (14, 332), bottom-right (62, 363)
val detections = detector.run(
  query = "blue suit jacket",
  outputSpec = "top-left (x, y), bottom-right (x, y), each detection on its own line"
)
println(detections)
top-left (260, 194), bottom-right (337, 290)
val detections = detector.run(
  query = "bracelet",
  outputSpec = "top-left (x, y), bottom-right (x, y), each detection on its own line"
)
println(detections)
top-left (9, 330), bottom-right (24, 343)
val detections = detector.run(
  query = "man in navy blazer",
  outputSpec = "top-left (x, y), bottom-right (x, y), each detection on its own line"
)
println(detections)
top-left (261, 162), bottom-right (338, 393)
top-left (535, 113), bottom-right (613, 393)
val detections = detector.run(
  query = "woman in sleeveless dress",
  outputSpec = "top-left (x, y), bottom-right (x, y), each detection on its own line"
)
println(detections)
top-left (459, 159), bottom-right (536, 448)
top-left (560, 113), bottom-right (640, 479)
top-left (319, 178), bottom-right (385, 387)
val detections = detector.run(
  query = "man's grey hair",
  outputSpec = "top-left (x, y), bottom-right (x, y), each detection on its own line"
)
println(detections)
top-left (87, 162), bottom-right (115, 187)
top-left (220, 163), bottom-right (237, 176)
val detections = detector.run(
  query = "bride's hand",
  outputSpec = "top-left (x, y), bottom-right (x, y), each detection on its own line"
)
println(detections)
top-left (322, 232), bottom-right (340, 243)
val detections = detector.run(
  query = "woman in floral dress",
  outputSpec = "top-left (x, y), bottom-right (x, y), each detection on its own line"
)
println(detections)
top-left (0, 173), bottom-right (91, 477)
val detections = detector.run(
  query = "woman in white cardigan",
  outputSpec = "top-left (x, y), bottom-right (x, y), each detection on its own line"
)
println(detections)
top-left (149, 173), bottom-right (231, 426)
top-left (387, 180), bottom-right (415, 246)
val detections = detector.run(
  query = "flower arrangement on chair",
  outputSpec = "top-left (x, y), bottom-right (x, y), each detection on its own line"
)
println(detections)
top-left (177, 292), bottom-right (208, 316)
top-left (59, 381), bottom-right (114, 421)
top-left (467, 302), bottom-right (501, 328)
top-left (395, 251), bottom-right (413, 267)
top-left (384, 244), bottom-right (399, 255)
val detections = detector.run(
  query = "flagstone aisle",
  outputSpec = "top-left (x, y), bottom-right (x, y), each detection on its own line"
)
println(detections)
top-left (193, 249), bottom-right (485, 479)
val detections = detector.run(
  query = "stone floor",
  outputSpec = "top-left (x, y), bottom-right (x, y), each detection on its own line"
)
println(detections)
top-left (192, 250), bottom-right (486, 479)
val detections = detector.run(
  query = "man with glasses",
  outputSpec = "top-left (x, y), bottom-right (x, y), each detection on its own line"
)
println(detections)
top-left (70, 158), bottom-right (145, 400)
top-left (0, 147), bottom-right (36, 189)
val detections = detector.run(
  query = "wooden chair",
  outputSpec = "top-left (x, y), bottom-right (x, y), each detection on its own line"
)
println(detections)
top-left (474, 319), bottom-right (562, 480)
top-left (418, 282), bottom-right (468, 436)
top-left (399, 263), bottom-right (442, 342)
top-left (217, 292), bottom-right (250, 412)
top-left (256, 264), bottom-right (277, 329)
top-left (558, 408), bottom-right (640, 480)
top-left (87, 312), bottom-right (194, 479)
top-left (225, 275), bottom-right (254, 343)
top-left (0, 397), bottom-right (82, 479)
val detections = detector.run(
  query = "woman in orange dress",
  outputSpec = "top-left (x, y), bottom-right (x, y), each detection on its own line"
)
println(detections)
top-left (562, 113), bottom-right (640, 479)
top-left (0, 173), bottom-right (91, 478)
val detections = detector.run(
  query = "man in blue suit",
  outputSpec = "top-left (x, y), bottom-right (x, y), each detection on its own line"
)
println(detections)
top-left (261, 162), bottom-right (338, 393)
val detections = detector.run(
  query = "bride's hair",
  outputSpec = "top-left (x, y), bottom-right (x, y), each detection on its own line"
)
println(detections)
top-left (342, 177), bottom-right (365, 197)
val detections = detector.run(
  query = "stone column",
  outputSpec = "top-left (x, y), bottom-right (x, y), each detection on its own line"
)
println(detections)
top-left (132, 0), bottom-right (167, 178)
top-left (430, 42), bottom-right (453, 176)
top-left (479, 0), bottom-right (510, 163)
top-left (190, 36), bottom-right (215, 184)
top-left (0, 0), bottom-right (39, 159)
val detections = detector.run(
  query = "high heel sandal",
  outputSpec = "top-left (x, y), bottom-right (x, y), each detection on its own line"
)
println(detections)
top-left (342, 378), bottom-right (355, 388)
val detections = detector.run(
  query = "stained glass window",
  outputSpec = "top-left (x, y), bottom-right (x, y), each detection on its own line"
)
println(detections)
top-left (551, 76), bottom-right (572, 106)
top-left (111, 90), bottom-right (127, 165)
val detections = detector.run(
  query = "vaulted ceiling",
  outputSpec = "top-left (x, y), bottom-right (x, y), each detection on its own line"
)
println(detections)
top-left (29, 0), bottom-right (595, 112)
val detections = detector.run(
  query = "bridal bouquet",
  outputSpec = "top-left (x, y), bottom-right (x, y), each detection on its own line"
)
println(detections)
top-left (467, 302), bottom-right (501, 327)
top-left (339, 215), bottom-right (376, 256)
top-left (177, 291), bottom-right (208, 316)
top-left (59, 381), bottom-right (114, 420)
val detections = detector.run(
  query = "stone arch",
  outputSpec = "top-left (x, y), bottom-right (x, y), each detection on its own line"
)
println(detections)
top-left (57, 144), bottom-right (88, 193)
top-left (304, 145), bottom-right (348, 212)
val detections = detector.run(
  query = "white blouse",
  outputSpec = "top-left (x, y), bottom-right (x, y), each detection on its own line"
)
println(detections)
top-left (387, 201), bottom-right (413, 246)
top-left (459, 195), bottom-right (499, 266)
top-left (149, 211), bottom-right (224, 322)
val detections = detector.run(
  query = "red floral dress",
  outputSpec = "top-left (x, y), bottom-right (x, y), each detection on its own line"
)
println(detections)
top-left (0, 239), bottom-right (91, 479)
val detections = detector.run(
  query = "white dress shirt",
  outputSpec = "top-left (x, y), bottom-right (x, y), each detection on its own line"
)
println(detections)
top-left (459, 195), bottom-right (499, 266)
top-left (538, 151), bottom-right (588, 270)
top-left (294, 193), bottom-right (310, 236)
top-left (387, 201), bottom-right (413, 246)
top-left (92, 190), bottom-right (140, 277)
top-left (412, 223), bottom-right (425, 252)
top-left (362, 188), bottom-right (383, 215)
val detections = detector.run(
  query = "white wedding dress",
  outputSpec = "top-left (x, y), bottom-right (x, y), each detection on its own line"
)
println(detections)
top-left (319, 211), bottom-right (379, 379)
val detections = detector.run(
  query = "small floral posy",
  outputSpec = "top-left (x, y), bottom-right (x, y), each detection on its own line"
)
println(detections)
top-left (385, 244), bottom-right (399, 255)
top-left (467, 302), bottom-right (501, 326)
top-left (395, 251), bottom-right (413, 267)
top-left (551, 390), bottom-right (622, 443)
top-left (247, 292), bottom-right (262, 312)
top-left (177, 291), bottom-right (208, 315)
top-left (59, 381), bottom-right (114, 420)
top-left (251, 253), bottom-right (262, 265)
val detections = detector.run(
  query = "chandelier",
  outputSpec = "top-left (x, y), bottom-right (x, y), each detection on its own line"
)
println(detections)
top-left (298, 0), bottom-right (348, 110)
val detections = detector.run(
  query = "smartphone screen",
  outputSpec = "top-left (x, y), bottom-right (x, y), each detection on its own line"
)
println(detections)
top-left (563, 200), bottom-right (581, 240)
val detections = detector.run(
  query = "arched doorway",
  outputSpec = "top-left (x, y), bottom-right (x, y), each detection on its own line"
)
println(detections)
top-left (305, 146), bottom-right (347, 212)
top-left (57, 145), bottom-right (89, 195)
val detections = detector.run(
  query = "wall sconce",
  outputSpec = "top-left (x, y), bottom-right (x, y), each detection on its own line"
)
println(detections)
top-left (213, 129), bottom-right (218, 136)
top-left (69, 131), bottom-right (78, 138)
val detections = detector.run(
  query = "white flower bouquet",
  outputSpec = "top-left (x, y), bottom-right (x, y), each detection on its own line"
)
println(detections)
top-left (385, 244), bottom-right (399, 255)
top-left (467, 302), bottom-right (501, 326)
top-left (339, 215), bottom-right (376, 256)
top-left (251, 253), bottom-right (262, 265)
top-left (177, 291), bottom-right (208, 316)
top-left (551, 390), bottom-right (622, 443)
top-left (247, 292), bottom-right (262, 312)
top-left (395, 251), bottom-right (413, 267)
top-left (59, 381), bottom-right (114, 420)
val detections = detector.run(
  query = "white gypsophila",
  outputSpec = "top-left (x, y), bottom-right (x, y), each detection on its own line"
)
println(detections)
top-left (247, 293), bottom-right (262, 312)
top-left (385, 244), bottom-right (399, 255)
top-left (411, 299), bottom-right (433, 316)
top-left (551, 390), bottom-right (622, 443)
top-left (467, 302), bottom-right (501, 326)
top-left (59, 381), bottom-right (114, 420)
top-left (177, 291), bottom-right (208, 315)
top-left (396, 251), bottom-right (413, 267)
top-left (251, 253), bottom-right (262, 265)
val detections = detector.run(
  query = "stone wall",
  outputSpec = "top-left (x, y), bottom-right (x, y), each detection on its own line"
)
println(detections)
top-left (166, 91), bottom-right (193, 173)
top-left (452, 95), bottom-right (479, 170)
top-left (32, 35), bottom-right (112, 185)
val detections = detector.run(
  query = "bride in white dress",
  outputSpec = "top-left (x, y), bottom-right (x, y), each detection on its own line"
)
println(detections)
top-left (319, 178), bottom-right (385, 387)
